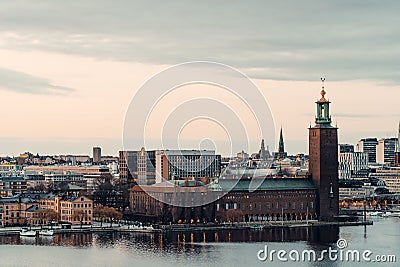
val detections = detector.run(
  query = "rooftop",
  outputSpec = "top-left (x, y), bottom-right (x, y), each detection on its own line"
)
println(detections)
top-left (218, 178), bottom-right (316, 192)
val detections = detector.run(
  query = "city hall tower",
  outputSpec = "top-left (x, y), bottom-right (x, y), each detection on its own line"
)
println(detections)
top-left (309, 79), bottom-right (339, 221)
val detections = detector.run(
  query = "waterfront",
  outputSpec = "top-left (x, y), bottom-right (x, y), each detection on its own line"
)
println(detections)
top-left (0, 217), bottom-right (398, 267)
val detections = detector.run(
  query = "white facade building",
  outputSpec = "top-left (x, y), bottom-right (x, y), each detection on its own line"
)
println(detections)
top-left (338, 152), bottom-right (368, 179)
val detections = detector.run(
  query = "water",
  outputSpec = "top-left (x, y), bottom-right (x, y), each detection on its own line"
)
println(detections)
top-left (0, 217), bottom-right (399, 267)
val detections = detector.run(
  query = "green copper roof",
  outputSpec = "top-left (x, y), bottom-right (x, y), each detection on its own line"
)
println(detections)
top-left (218, 178), bottom-right (316, 192)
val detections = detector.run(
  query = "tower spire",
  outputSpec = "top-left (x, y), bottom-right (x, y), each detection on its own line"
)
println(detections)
top-left (278, 127), bottom-right (286, 159)
top-left (319, 77), bottom-right (327, 102)
top-left (315, 78), bottom-right (332, 125)
top-left (260, 139), bottom-right (267, 160)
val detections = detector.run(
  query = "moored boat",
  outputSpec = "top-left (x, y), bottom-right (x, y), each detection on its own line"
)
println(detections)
top-left (20, 228), bottom-right (37, 237)
top-left (367, 211), bottom-right (383, 216)
top-left (38, 229), bottom-right (54, 236)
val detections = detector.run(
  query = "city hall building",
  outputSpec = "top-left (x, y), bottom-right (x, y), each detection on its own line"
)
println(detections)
top-left (129, 85), bottom-right (339, 223)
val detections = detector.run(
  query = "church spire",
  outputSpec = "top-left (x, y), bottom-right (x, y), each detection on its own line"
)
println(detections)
top-left (260, 139), bottom-right (267, 160)
top-left (278, 127), bottom-right (285, 159)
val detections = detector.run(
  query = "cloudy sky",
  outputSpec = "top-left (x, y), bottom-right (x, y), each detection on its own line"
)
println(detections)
top-left (0, 1), bottom-right (399, 156)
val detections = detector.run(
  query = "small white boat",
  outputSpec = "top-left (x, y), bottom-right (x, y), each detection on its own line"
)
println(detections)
top-left (20, 228), bottom-right (37, 237)
top-left (367, 211), bottom-right (383, 216)
top-left (38, 229), bottom-right (54, 236)
top-left (380, 212), bottom-right (392, 217)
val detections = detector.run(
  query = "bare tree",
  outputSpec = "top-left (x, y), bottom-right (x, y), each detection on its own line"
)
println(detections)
top-left (73, 210), bottom-right (86, 229)
top-left (93, 205), bottom-right (106, 227)
top-left (226, 209), bottom-right (244, 223)
top-left (103, 206), bottom-right (123, 227)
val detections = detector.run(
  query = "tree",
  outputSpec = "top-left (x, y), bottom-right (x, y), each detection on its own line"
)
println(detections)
top-left (226, 209), bottom-right (244, 223)
top-left (103, 206), bottom-right (123, 227)
top-left (93, 205), bottom-right (107, 227)
top-left (44, 209), bottom-right (58, 229)
top-left (33, 209), bottom-right (47, 228)
top-left (93, 206), bottom-right (122, 227)
top-left (215, 210), bottom-right (226, 223)
top-left (73, 210), bottom-right (86, 229)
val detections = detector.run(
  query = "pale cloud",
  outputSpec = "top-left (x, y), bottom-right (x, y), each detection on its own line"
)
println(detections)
top-left (0, 67), bottom-right (74, 94)
top-left (0, 1), bottom-right (399, 82)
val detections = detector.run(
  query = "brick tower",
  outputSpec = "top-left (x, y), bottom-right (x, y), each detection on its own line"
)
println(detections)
top-left (308, 79), bottom-right (339, 221)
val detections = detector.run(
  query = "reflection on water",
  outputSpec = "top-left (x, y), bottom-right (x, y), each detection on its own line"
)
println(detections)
top-left (0, 218), bottom-right (398, 267)
top-left (0, 226), bottom-right (339, 250)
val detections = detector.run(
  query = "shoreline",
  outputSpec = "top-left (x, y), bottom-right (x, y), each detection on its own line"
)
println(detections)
top-left (0, 220), bottom-right (373, 236)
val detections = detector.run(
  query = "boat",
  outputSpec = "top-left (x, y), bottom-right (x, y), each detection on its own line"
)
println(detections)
top-left (367, 211), bottom-right (383, 216)
top-left (380, 212), bottom-right (400, 218)
top-left (20, 228), bottom-right (37, 237)
top-left (38, 229), bottom-right (54, 236)
top-left (142, 225), bottom-right (154, 230)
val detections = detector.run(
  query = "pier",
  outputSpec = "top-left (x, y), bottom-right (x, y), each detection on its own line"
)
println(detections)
top-left (0, 219), bottom-right (373, 236)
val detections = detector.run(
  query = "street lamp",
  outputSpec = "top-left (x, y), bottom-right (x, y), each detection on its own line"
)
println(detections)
top-left (363, 192), bottom-right (367, 224)
top-left (329, 183), bottom-right (334, 209)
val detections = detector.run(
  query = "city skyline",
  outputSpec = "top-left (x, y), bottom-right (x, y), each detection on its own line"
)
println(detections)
top-left (0, 2), bottom-right (399, 266)
top-left (0, 2), bottom-right (399, 156)
top-left (1, 123), bottom-right (399, 159)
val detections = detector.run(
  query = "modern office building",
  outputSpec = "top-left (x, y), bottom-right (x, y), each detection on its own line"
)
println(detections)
top-left (376, 138), bottom-right (398, 165)
top-left (338, 144), bottom-right (354, 153)
top-left (356, 138), bottom-right (378, 163)
top-left (93, 147), bottom-right (102, 163)
top-left (119, 148), bottom-right (156, 185)
top-left (369, 167), bottom-right (400, 194)
top-left (155, 150), bottom-right (221, 183)
top-left (338, 151), bottom-right (368, 179)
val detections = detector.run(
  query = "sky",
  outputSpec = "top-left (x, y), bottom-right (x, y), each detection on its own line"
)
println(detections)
top-left (0, 1), bottom-right (399, 157)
